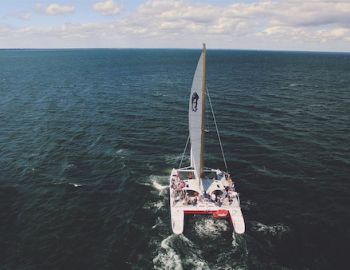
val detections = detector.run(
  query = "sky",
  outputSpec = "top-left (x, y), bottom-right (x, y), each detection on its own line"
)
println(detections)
top-left (0, 0), bottom-right (349, 51)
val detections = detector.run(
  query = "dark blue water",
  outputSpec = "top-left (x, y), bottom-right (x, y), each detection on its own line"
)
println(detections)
top-left (0, 49), bottom-right (349, 270)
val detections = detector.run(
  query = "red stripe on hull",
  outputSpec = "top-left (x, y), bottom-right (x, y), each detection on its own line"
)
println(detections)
top-left (184, 210), bottom-right (215, 215)
top-left (184, 210), bottom-right (230, 220)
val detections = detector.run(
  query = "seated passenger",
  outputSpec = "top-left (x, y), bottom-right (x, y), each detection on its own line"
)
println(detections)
top-left (223, 197), bottom-right (230, 206)
top-left (216, 169), bottom-right (223, 179)
top-left (190, 196), bottom-right (197, 205)
top-left (179, 181), bottom-right (186, 189)
top-left (218, 196), bottom-right (224, 206)
top-left (176, 171), bottom-right (181, 180)
top-left (227, 189), bottom-right (237, 201)
top-left (194, 191), bottom-right (200, 202)
top-left (174, 191), bottom-right (181, 201)
top-left (171, 178), bottom-right (176, 189)
top-left (226, 175), bottom-right (233, 187)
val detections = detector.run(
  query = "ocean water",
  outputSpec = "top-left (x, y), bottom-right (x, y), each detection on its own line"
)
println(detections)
top-left (0, 49), bottom-right (349, 270)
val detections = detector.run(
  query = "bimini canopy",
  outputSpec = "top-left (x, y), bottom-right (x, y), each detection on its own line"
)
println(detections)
top-left (206, 180), bottom-right (225, 195)
top-left (183, 179), bottom-right (201, 193)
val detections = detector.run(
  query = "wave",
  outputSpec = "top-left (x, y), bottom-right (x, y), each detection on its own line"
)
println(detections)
top-left (149, 175), bottom-right (169, 196)
top-left (241, 199), bottom-right (257, 211)
top-left (153, 235), bottom-right (183, 270)
top-left (153, 234), bottom-right (210, 270)
top-left (152, 217), bottom-right (164, 230)
top-left (251, 221), bottom-right (290, 237)
top-left (143, 200), bottom-right (165, 212)
top-left (194, 219), bottom-right (228, 238)
top-left (114, 148), bottom-right (131, 158)
top-left (164, 153), bottom-right (190, 166)
top-left (69, 182), bottom-right (83, 187)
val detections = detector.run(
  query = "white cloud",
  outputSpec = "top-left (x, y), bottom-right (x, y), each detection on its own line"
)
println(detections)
top-left (18, 12), bottom-right (32, 20)
top-left (2, 12), bottom-right (32, 21)
top-left (316, 27), bottom-right (350, 42)
top-left (0, 25), bottom-right (11, 35)
top-left (13, 12), bottom-right (32, 20)
top-left (93, 0), bottom-right (121, 16)
top-left (98, 0), bottom-right (350, 46)
top-left (1, 0), bottom-right (350, 51)
top-left (45, 3), bottom-right (75, 16)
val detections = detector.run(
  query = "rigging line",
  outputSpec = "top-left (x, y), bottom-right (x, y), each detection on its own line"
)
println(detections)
top-left (206, 86), bottom-right (229, 173)
top-left (179, 134), bottom-right (190, 168)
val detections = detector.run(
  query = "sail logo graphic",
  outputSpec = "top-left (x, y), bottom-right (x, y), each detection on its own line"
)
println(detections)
top-left (192, 92), bottom-right (199, 112)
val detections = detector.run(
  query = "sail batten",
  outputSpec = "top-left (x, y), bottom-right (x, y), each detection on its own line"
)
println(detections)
top-left (189, 45), bottom-right (206, 180)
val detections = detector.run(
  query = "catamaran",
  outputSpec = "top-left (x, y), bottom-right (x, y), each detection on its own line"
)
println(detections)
top-left (169, 44), bottom-right (245, 235)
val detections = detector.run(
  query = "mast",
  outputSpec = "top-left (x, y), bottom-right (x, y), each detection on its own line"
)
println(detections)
top-left (200, 43), bottom-right (206, 178)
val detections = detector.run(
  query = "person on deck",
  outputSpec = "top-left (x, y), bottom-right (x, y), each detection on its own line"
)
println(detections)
top-left (179, 181), bottom-right (186, 189)
top-left (216, 169), bottom-right (223, 180)
top-left (211, 192), bottom-right (216, 202)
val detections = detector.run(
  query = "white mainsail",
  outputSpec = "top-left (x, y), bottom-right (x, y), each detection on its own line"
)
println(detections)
top-left (189, 44), bottom-right (206, 180)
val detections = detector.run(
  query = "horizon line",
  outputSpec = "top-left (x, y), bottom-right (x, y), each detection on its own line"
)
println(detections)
top-left (0, 47), bottom-right (350, 54)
